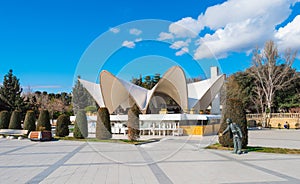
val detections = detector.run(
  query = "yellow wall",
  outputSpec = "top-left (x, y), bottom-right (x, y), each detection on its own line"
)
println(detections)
top-left (180, 126), bottom-right (203, 135)
top-left (247, 117), bottom-right (299, 129)
top-left (247, 113), bottom-right (300, 129)
top-left (268, 118), bottom-right (299, 129)
top-left (180, 124), bottom-right (220, 135)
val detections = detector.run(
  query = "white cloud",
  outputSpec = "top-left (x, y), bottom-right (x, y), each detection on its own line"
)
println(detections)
top-left (159, 0), bottom-right (299, 60)
top-left (31, 85), bottom-right (62, 89)
top-left (193, 0), bottom-right (295, 59)
top-left (169, 17), bottom-right (203, 38)
top-left (176, 47), bottom-right (189, 56)
top-left (109, 27), bottom-right (120, 34)
top-left (122, 40), bottom-right (135, 48)
top-left (194, 18), bottom-right (272, 59)
top-left (170, 39), bottom-right (191, 50)
top-left (135, 38), bottom-right (142, 42)
top-left (129, 28), bottom-right (142, 36)
top-left (158, 32), bottom-right (174, 41)
top-left (275, 15), bottom-right (300, 52)
top-left (199, 0), bottom-right (291, 30)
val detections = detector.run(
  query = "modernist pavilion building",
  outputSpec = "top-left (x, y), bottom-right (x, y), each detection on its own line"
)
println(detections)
top-left (79, 66), bottom-right (225, 136)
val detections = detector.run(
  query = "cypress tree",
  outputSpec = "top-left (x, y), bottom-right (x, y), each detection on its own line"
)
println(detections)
top-left (55, 114), bottom-right (70, 137)
top-left (73, 109), bottom-right (88, 139)
top-left (23, 110), bottom-right (36, 134)
top-left (72, 77), bottom-right (90, 114)
top-left (96, 107), bottom-right (111, 139)
top-left (36, 110), bottom-right (51, 131)
top-left (8, 110), bottom-right (22, 129)
top-left (0, 110), bottom-right (10, 129)
top-left (219, 98), bottom-right (248, 148)
top-left (128, 104), bottom-right (140, 141)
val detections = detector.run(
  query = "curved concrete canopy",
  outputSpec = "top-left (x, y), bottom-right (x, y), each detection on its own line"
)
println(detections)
top-left (79, 66), bottom-right (225, 114)
top-left (100, 71), bottom-right (135, 113)
top-left (148, 66), bottom-right (188, 111)
top-left (78, 79), bottom-right (105, 107)
top-left (188, 74), bottom-right (225, 112)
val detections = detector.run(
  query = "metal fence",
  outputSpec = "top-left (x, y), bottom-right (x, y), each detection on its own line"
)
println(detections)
top-left (247, 113), bottom-right (300, 119)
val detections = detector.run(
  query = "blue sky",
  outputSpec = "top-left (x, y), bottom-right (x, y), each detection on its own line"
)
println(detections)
top-left (0, 0), bottom-right (300, 93)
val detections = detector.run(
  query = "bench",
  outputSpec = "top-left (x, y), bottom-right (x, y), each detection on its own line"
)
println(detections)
top-left (28, 131), bottom-right (52, 141)
top-left (0, 129), bottom-right (28, 136)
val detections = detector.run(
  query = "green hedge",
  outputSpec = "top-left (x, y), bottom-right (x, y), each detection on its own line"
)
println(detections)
top-left (128, 104), bottom-right (140, 141)
top-left (0, 111), bottom-right (10, 129)
top-left (73, 110), bottom-right (88, 138)
top-left (23, 110), bottom-right (36, 134)
top-left (56, 114), bottom-right (70, 137)
top-left (36, 110), bottom-right (51, 131)
top-left (219, 98), bottom-right (248, 148)
top-left (8, 110), bottom-right (22, 129)
top-left (96, 107), bottom-right (111, 139)
top-left (84, 106), bottom-right (97, 113)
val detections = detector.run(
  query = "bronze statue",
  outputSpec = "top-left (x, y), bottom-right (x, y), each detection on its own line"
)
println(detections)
top-left (219, 118), bottom-right (243, 154)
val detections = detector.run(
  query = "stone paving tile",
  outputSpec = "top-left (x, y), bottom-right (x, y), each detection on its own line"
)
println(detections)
top-left (0, 130), bottom-right (300, 183)
top-left (244, 155), bottom-right (300, 180)
top-left (248, 129), bottom-right (300, 149)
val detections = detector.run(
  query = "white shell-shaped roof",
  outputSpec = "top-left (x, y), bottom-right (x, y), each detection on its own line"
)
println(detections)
top-left (188, 74), bottom-right (225, 111)
top-left (79, 66), bottom-right (225, 114)
top-left (78, 78), bottom-right (105, 107)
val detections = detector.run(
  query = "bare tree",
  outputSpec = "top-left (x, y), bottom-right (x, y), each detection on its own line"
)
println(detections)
top-left (250, 83), bottom-right (264, 113)
top-left (35, 92), bottom-right (50, 110)
top-left (250, 40), bottom-right (298, 126)
top-left (46, 98), bottom-right (65, 122)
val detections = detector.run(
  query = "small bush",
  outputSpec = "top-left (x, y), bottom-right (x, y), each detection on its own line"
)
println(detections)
top-left (36, 110), bottom-right (51, 131)
top-left (84, 106), bottom-right (97, 113)
top-left (257, 122), bottom-right (262, 127)
top-left (295, 123), bottom-right (299, 129)
top-left (278, 123), bottom-right (281, 129)
top-left (73, 110), bottom-right (88, 138)
top-left (247, 120), bottom-right (256, 127)
top-left (0, 111), bottom-right (10, 129)
top-left (23, 110), bottom-right (36, 134)
top-left (96, 107), bottom-right (111, 139)
top-left (56, 114), bottom-right (70, 137)
top-left (8, 110), bottom-right (22, 129)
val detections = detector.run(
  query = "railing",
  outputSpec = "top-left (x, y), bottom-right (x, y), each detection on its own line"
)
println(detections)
top-left (247, 113), bottom-right (300, 119)
top-left (246, 114), bottom-right (263, 119)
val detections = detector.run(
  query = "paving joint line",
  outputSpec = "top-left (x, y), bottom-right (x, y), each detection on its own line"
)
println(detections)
top-left (137, 146), bottom-right (173, 184)
top-left (0, 142), bottom-right (37, 156)
top-left (26, 142), bottom-right (87, 184)
top-left (210, 150), bottom-right (300, 183)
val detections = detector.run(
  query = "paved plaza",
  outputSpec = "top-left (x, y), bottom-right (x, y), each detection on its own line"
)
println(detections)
top-left (0, 129), bottom-right (300, 183)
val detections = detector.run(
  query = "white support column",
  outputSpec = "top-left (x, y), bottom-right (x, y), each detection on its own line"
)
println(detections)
top-left (211, 93), bottom-right (221, 114)
top-left (211, 67), bottom-right (221, 115)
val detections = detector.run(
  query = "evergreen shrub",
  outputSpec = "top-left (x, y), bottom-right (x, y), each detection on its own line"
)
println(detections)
top-left (128, 104), bottom-right (140, 141)
top-left (56, 114), bottom-right (70, 137)
top-left (73, 110), bottom-right (88, 138)
top-left (8, 110), bottom-right (22, 129)
top-left (36, 110), bottom-right (51, 131)
top-left (23, 110), bottom-right (36, 134)
top-left (96, 107), bottom-right (111, 139)
top-left (0, 111), bottom-right (10, 129)
top-left (219, 98), bottom-right (248, 148)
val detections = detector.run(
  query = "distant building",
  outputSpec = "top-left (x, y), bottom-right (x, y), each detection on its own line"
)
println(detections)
top-left (80, 66), bottom-right (225, 135)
